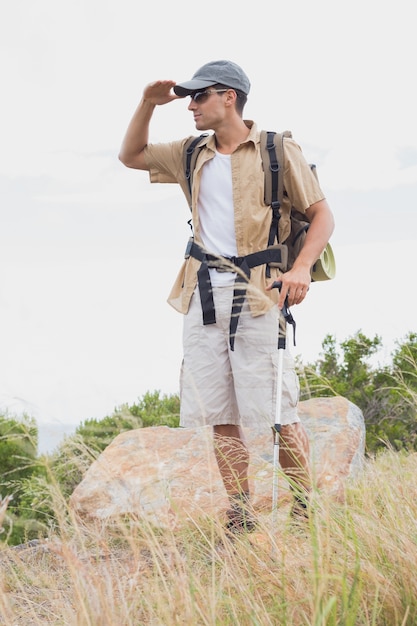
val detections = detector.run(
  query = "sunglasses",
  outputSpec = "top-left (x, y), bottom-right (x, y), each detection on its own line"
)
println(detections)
top-left (189, 89), bottom-right (228, 103)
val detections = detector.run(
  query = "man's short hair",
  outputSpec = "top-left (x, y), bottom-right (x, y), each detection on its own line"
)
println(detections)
top-left (214, 83), bottom-right (247, 115)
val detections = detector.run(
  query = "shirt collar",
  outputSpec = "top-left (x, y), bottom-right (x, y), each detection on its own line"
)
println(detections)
top-left (202, 120), bottom-right (258, 151)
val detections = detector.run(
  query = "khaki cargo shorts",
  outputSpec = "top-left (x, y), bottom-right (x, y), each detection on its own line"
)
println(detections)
top-left (180, 285), bottom-right (300, 429)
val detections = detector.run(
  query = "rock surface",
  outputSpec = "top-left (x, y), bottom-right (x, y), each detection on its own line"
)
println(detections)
top-left (70, 396), bottom-right (365, 526)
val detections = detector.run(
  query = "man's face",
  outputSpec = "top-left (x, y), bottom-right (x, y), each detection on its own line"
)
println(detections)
top-left (187, 88), bottom-right (230, 131)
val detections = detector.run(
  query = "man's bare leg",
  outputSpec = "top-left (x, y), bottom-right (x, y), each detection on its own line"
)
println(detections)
top-left (279, 422), bottom-right (312, 516)
top-left (213, 424), bottom-right (249, 496)
top-left (213, 424), bottom-right (255, 532)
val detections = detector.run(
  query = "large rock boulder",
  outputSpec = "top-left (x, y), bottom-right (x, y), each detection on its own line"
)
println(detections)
top-left (70, 396), bottom-right (365, 526)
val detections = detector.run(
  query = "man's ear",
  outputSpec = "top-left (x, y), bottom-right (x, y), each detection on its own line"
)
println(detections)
top-left (225, 89), bottom-right (237, 107)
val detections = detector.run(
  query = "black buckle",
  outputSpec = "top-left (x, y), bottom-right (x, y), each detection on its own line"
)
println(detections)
top-left (184, 237), bottom-right (193, 259)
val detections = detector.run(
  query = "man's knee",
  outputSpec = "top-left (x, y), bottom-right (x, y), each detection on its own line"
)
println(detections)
top-left (280, 422), bottom-right (309, 449)
top-left (213, 424), bottom-right (244, 440)
top-left (279, 422), bottom-right (311, 475)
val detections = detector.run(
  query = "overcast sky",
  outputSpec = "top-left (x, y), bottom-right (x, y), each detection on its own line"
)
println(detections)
top-left (1, 0), bottom-right (416, 452)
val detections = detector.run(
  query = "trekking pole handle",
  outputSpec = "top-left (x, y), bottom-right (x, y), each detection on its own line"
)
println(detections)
top-left (270, 281), bottom-right (289, 313)
top-left (270, 281), bottom-right (297, 347)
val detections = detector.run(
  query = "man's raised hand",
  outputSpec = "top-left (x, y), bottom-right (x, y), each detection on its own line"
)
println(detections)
top-left (143, 80), bottom-right (181, 106)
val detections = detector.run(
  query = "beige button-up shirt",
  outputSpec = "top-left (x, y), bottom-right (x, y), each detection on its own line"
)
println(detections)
top-left (144, 121), bottom-right (324, 317)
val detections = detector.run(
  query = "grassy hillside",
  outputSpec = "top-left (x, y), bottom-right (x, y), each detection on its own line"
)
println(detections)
top-left (1, 448), bottom-right (416, 625)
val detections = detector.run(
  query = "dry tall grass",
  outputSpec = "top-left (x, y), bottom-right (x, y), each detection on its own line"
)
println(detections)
top-left (1, 449), bottom-right (417, 625)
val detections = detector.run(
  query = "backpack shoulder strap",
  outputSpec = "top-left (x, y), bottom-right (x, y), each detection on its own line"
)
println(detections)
top-left (183, 134), bottom-right (209, 209)
top-left (260, 130), bottom-right (292, 246)
top-left (260, 129), bottom-right (292, 208)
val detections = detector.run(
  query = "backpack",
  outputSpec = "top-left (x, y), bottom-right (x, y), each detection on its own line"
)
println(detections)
top-left (183, 130), bottom-right (335, 281)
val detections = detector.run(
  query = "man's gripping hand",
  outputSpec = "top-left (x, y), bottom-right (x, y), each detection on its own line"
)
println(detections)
top-left (266, 265), bottom-right (311, 310)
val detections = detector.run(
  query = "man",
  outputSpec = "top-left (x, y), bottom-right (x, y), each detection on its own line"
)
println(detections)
top-left (119, 60), bottom-right (335, 533)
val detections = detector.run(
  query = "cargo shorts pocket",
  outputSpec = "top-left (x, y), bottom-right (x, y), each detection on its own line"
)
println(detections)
top-left (271, 351), bottom-right (300, 425)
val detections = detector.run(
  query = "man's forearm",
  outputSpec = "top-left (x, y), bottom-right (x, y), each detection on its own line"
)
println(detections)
top-left (119, 80), bottom-right (179, 169)
top-left (118, 98), bottom-right (156, 169)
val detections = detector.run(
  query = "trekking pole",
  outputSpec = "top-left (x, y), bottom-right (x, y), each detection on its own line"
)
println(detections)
top-left (270, 281), bottom-right (295, 526)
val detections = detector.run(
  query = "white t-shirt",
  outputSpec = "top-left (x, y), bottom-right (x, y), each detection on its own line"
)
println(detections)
top-left (198, 151), bottom-right (237, 286)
